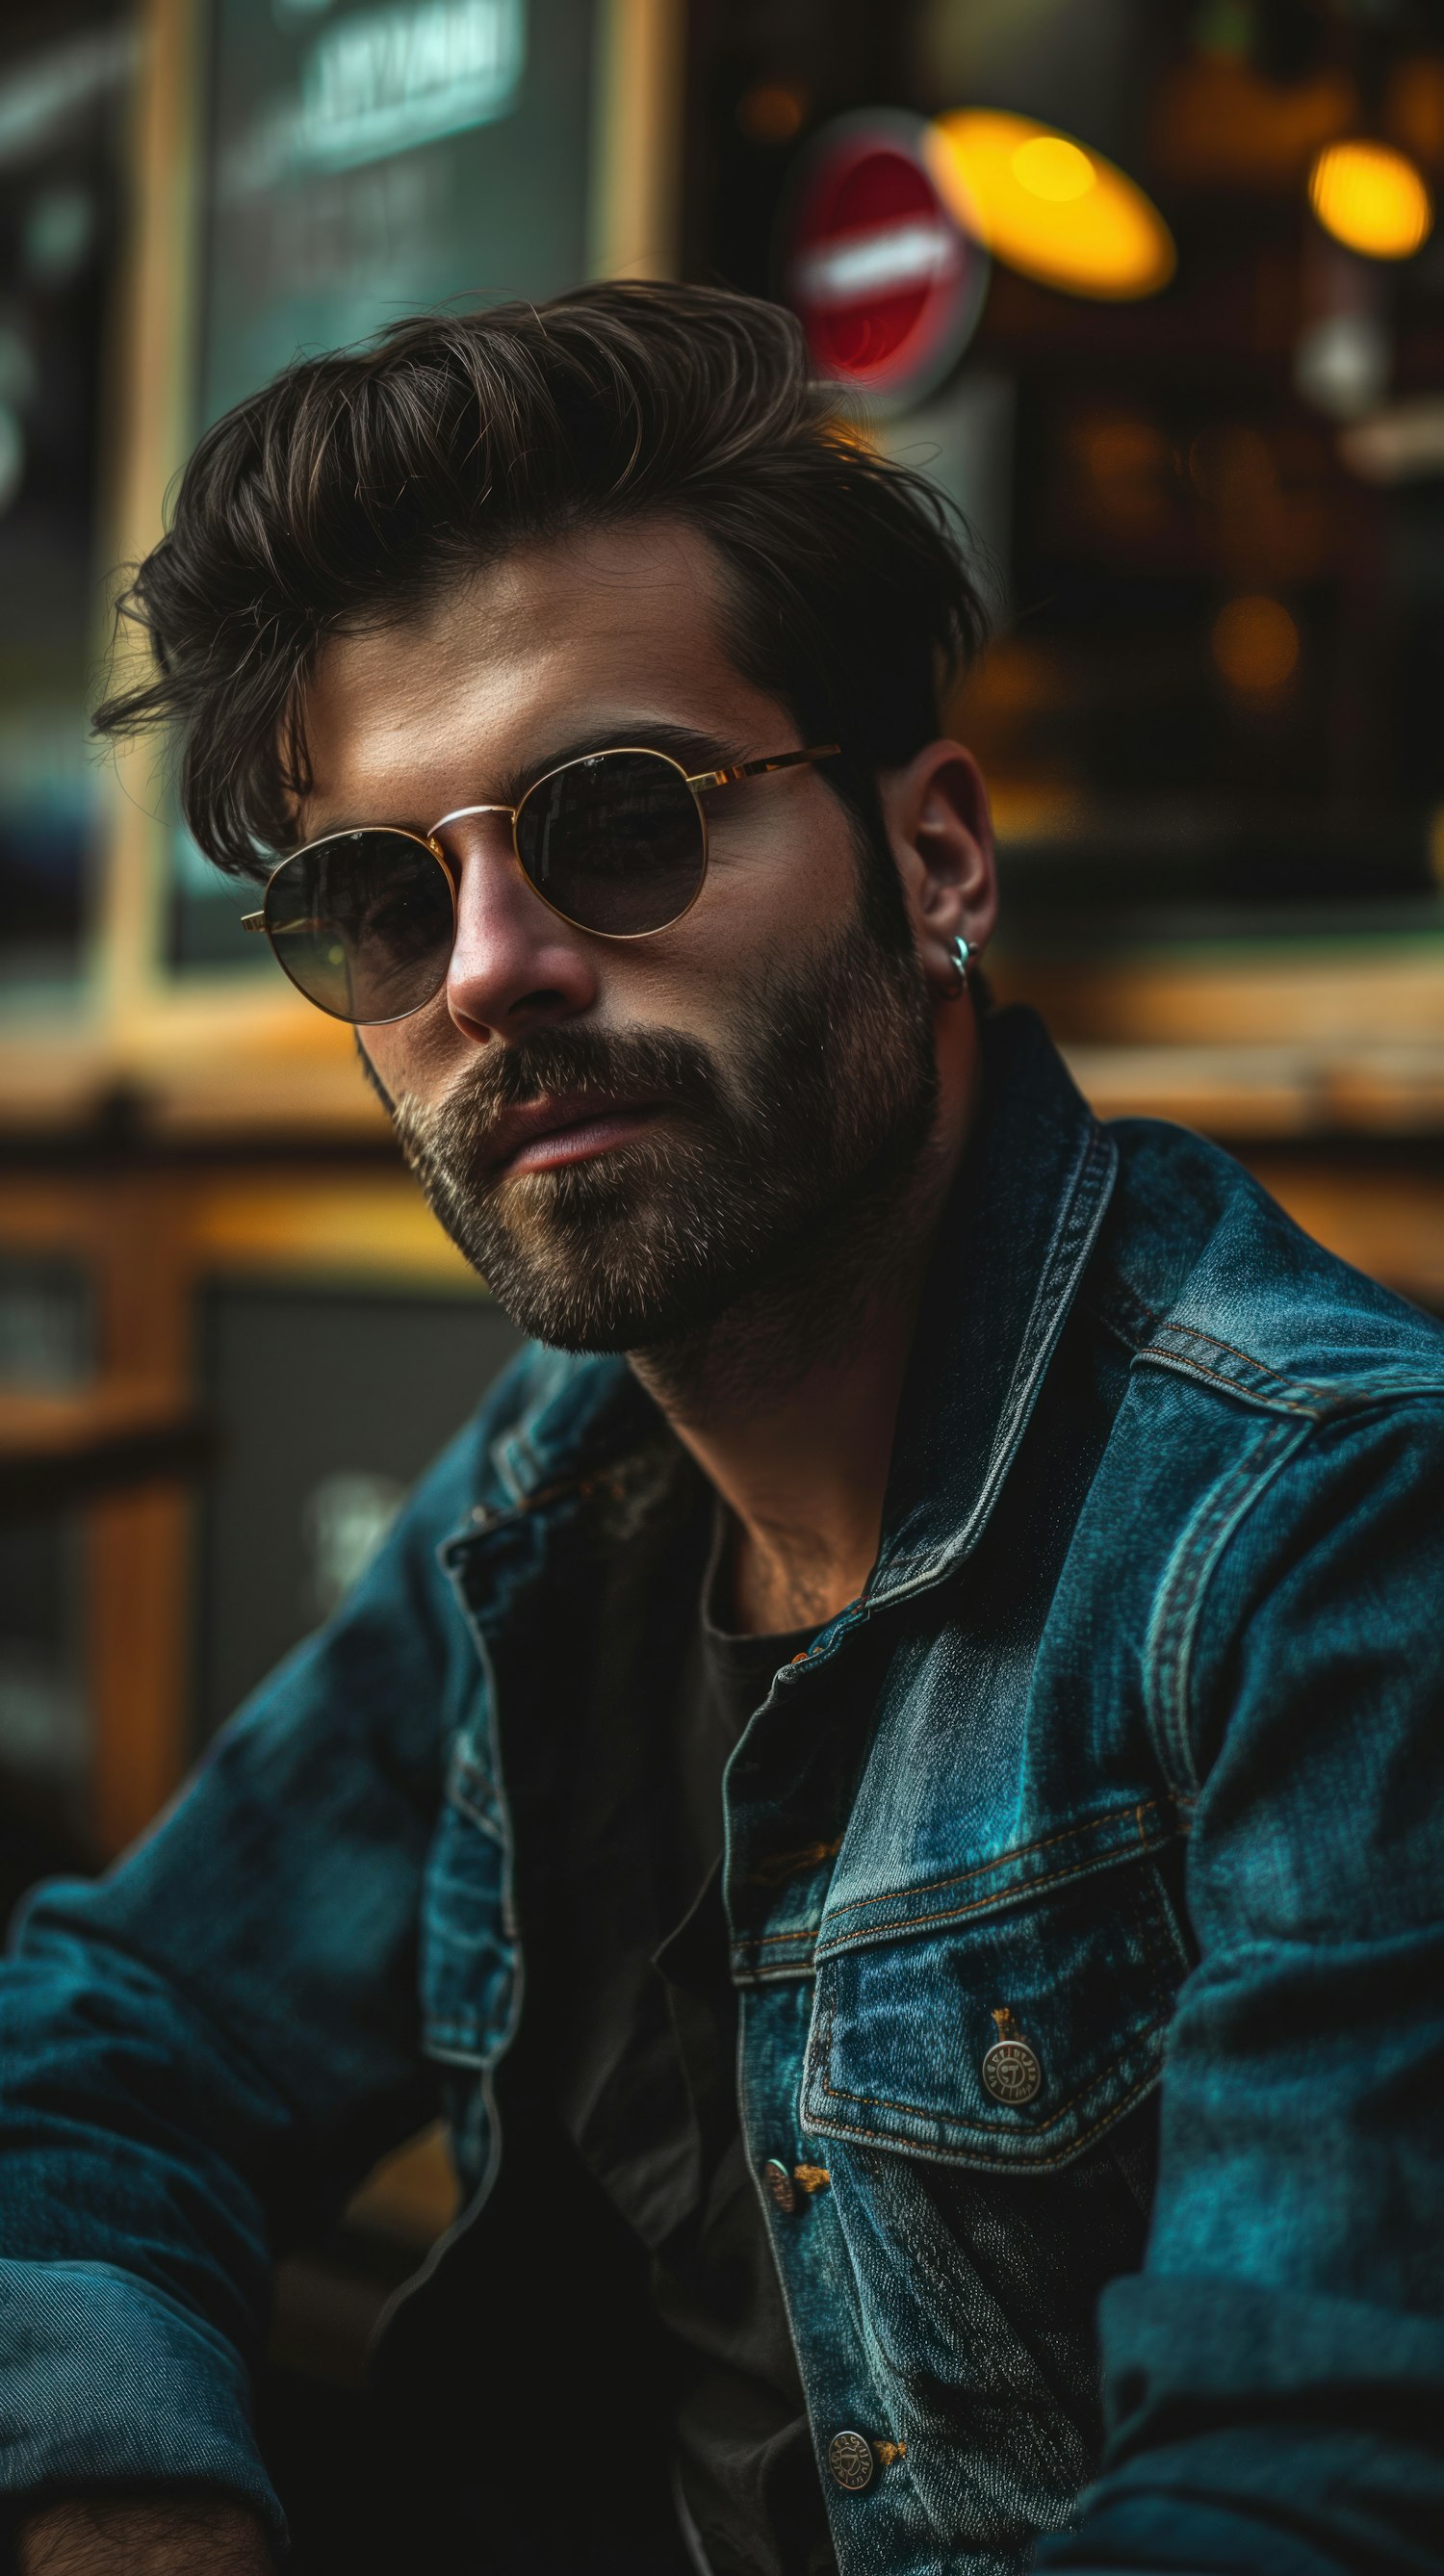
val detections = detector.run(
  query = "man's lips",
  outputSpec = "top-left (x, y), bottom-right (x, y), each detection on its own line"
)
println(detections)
top-left (487, 1095), bottom-right (664, 1178)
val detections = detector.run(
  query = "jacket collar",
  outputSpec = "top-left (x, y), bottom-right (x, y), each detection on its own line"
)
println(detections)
top-left (866, 1006), bottom-right (1116, 1608)
top-left (477, 1009), bottom-right (1116, 1597)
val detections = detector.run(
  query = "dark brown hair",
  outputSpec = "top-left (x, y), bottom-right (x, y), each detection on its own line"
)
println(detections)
top-left (94, 281), bottom-right (990, 878)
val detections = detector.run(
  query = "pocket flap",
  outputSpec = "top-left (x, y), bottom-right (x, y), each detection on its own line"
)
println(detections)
top-left (800, 1849), bottom-right (1185, 2170)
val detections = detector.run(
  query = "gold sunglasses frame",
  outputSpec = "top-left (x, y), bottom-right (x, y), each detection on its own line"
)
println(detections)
top-left (242, 740), bottom-right (840, 1024)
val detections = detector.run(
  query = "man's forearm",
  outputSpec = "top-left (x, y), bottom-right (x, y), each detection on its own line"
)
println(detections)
top-left (16, 2494), bottom-right (274, 2575)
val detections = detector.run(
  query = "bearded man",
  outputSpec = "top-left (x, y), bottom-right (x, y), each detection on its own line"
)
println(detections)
top-left (2, 284), bottom-right (1442, 2576)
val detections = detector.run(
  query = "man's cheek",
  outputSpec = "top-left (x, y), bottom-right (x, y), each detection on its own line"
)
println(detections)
top-left (365, 1002), bottom-right (461, 1102)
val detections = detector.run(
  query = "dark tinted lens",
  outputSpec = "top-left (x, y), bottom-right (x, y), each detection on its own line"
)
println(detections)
top-left (515, 751), bottom-right (704, 936)
top-left (264, 831), bottom-right (453, 1022)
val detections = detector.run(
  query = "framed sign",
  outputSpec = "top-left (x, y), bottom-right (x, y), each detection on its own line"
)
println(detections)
top-left (200, 0), bottom-right (596, 425)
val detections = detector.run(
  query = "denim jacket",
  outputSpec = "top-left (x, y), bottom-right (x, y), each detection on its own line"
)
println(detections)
top-left (3, 1007), bottom-right (1444, 2576)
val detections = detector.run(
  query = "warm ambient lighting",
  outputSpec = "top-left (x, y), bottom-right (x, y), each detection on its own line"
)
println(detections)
top-left (1308, 139), bottom-right (1434, 261)
top-left (925, 110), bottom-right (1175, 300)
top-left (1211, 595), bottom-right (1301, 694)
top-left (736, 79), bottom-right (808, 145)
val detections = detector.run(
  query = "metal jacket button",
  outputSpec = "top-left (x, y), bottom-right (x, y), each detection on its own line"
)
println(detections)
top-left (761, 2158), bottom-right (798, 2215)
top-left (827, 2431), bottom-right (875, 2491)
top-left (981, 2006), bottom-right (1042, 2104)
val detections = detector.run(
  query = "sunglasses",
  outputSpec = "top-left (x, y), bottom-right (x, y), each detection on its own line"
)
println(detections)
top-left (241, 739), bottom-right (840, 1025)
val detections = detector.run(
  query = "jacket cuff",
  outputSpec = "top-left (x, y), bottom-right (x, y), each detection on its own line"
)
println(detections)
top-left (0, 2259), bottom-right (283, 2542)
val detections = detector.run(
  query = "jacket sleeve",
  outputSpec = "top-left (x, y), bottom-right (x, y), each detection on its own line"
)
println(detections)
top-left (0, 1411), bottom-right (491, 2541)
top-left (1035, 1392), bottom-right (1444, 2576)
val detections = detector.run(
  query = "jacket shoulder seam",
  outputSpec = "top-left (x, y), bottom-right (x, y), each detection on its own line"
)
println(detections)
top-left (1147, 1381), bottom-right (1444, 1802)
top-left (1088, 1255), bottom-right (1444, 1416)
top-left (1134, 1336), bottom-right (1444, 1420)
top-left (1143, 1410), bottom-right (1316, 1802)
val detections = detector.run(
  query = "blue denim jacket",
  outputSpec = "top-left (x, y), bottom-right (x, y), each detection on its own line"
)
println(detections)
top-left (3, 1007), bottom-right (1444, 2575)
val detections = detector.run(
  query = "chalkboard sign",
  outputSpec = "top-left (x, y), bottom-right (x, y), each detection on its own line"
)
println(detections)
top-left (201, 0), bottom-right (596, 422)
top-left (172, 0), bottom-right (597, 966)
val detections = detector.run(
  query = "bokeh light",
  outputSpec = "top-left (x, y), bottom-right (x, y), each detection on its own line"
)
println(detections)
top-left (1211, 595), bottom-right (1301, 694)
top-left (736, 80), bottom-right (808, 146)
top-left (926, 110), bottom-right (1175, 300)
top-left (1011, 135), bottom-right (1095, 202)
top-left (1307, 140), bottom-right (1433, 262)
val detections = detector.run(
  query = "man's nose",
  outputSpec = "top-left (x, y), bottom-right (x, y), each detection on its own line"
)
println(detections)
top-left (438, 816), bottom-right (599, 1042)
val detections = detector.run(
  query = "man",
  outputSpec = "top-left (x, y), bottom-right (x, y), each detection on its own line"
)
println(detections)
top-left (3, 282), bottom-right (1443, 2576)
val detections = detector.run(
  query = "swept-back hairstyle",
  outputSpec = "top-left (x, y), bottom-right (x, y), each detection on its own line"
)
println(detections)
top-left (94, 281), bottom-right (990, 878)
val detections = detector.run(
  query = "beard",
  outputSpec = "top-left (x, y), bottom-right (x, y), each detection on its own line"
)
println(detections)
top-left (378, 905), bottom-right (941, 1385)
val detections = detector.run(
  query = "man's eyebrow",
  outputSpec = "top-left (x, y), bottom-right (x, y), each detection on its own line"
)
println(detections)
top-left (291, 810), bottom-right (431, 848)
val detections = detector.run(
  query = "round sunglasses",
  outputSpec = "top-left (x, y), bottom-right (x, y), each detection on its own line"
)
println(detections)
top-left (242, 740), bottom-right (840, 1025)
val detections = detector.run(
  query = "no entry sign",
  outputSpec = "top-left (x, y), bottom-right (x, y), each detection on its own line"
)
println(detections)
top-left (780, 113), bottom-right (989, 408)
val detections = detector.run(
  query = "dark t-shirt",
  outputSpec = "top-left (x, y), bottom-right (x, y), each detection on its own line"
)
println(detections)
top-left (570, 1514), bottom-right (836, 2576)
top-left (656, 1594), bottom-right (835, 2576)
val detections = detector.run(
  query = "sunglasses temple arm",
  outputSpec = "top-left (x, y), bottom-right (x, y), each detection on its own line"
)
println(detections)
top-left (685, 744), bottom-right (840, 791)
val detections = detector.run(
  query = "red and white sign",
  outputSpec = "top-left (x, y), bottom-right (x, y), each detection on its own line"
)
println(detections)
top-left (780, 114), bottom-right (988, 407)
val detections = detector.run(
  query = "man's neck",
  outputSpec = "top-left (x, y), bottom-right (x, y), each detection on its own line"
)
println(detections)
top-left (659, 1315), bottom-right (920, 1635)
top-left (630, 1015), bottom-right (982, 1636)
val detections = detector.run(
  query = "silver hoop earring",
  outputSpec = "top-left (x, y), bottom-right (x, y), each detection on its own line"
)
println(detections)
top-left (948, 934), bottom-right (972, 997)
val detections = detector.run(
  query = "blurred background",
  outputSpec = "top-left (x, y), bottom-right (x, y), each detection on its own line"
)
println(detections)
top-left (5, 0), bottom-right (1444, 2485)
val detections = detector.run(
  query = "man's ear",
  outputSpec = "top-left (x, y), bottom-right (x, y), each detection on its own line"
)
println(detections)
top-left (880, 741), bottom-right (998, 1001)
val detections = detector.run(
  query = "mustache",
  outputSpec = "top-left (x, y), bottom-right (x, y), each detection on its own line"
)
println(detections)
top-left (398, 1022), bottom-right (726, 1152)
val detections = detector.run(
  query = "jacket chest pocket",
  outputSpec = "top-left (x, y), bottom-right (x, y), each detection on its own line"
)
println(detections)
top-left (800, 1846), bottom-right (1189, 2171)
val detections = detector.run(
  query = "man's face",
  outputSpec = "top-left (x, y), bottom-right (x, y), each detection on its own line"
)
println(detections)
top-left (299, 520), bottom-right (941, 1353)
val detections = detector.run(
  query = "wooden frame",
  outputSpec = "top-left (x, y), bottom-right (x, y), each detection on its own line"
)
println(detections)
top-left (993, 941), bottom-right (1444, 1137)
top-left (0, 1165), bottom-right (484, 1854)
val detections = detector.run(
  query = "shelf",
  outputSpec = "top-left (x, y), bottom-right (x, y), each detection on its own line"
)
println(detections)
top-left (0, 986), bottom-right (389, 1147)
top-left (1061, 1041), bottom-right (1444, 1138)
top-left (0, 1383), bottom-right (214, 1520)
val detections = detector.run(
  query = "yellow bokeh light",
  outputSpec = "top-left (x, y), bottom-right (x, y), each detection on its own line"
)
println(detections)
top-left (1012, 136), bottom-right (1096, 202)
top-left (1308, 140), bottom-right (1433, 260)
top-left (926, 111), bottom-right (1175, 300)
top-left (1211, 595), bottom-right (1300, 694)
